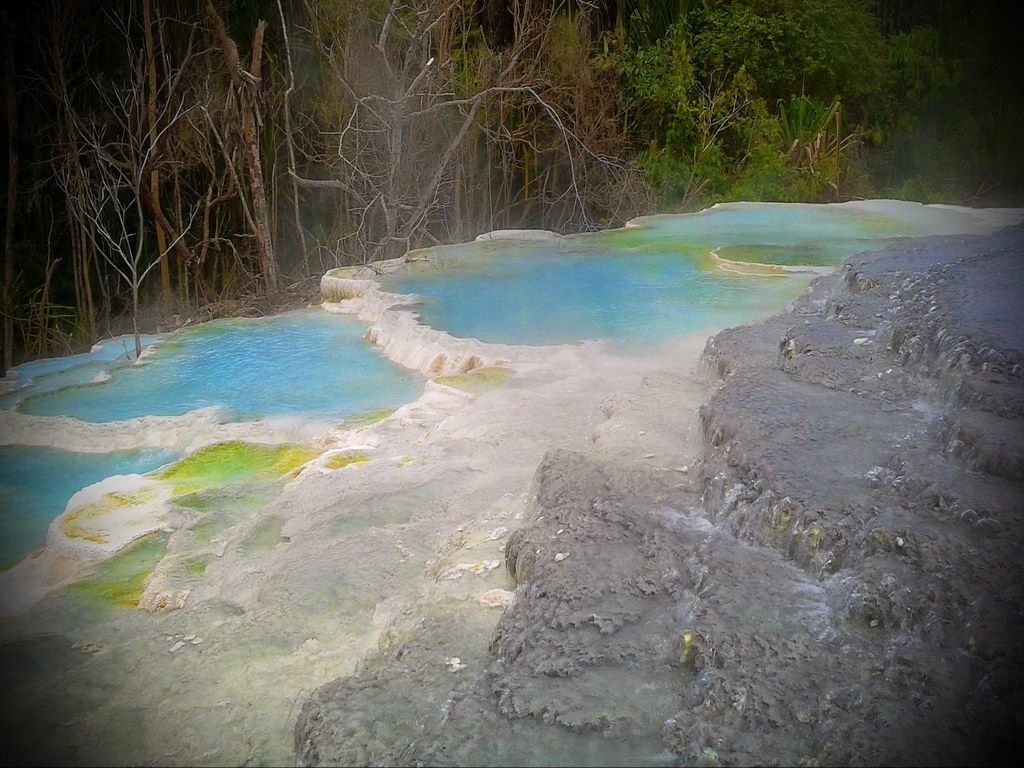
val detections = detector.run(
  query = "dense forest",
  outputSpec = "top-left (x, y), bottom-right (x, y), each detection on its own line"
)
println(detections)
top-left (1, 0), bottom-right (1021, 372)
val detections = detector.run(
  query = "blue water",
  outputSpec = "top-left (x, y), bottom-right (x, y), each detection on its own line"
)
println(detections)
top-left (16, 310), bottom-right (422, 423)
top-left (0, 334), bottom-right (164, 411)
top-left (387, 245), bottom-right (808, 345)
top-left (0, 446), bottom-right (179, 566)
top-left (384, 201), bottom-right (1003, 346)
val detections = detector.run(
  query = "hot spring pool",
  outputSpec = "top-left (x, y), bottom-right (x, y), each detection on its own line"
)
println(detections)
top-left (13, 309), bottom-right (422, 423)
top-left (0, 445), bottom-right (180, 567)
top-left (383, 200), bottom-right (1010, 345)
top-left (0, 310), bottom-right (422, 567)
top-left (385, 242), bottom-right (810, 345)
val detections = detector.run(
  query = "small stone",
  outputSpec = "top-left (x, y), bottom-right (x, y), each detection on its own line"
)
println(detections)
top-left (191, 637), bottom-right (203, 645)
top-left (869, 619), bottom-right (879, 628)
top-left (442, 560), bottom-right (501, 580)
top-left (71, 642), bottom-right (105, 655)
top-left (554, 552), bottom-right (569, 562)
top-left (484, 526), bottom-right (508, 541)
top-left (644, 453), bottom-right (656, 459)
top-left (183, 633), bottom-right (196, 642)
top-left (445, 657), bottom-right (466, 672)
top-left (479, 589), bottom-right (516, 608)
top-left (895, 536), bottom-right (905, 548)
top-left (169, 641), bottom-right (186, 653)
top-left (853, 337), bottom-right (870, 345)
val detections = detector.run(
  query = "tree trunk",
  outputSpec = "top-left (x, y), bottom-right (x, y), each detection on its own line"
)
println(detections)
top-left (81, 218), bottom-right (96, 339)
top-left (132, 281), bottom-right (141, 360)
top-left (36, 257), bottom-right (60, 357)
top-left (277, 0), bottom-right (308, 272)
top-left (144, 0), bottom-right (172, 308)
top-left (2, 11), bottom-right (17, 376)
top-left (205, 3), bottom-right (278, 293)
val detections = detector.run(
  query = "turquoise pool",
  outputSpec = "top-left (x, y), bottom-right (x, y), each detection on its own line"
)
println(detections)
top-left (383, 201), bottom-right (1007, 345)
top-left (386, 243), bottom-right (808, 345)
top-left (15, 310), bottom-right (422, 423)
top-left (0, 445), bottom-right (179, 566)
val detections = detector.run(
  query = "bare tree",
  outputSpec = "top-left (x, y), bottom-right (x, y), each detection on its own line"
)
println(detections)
top-left (56, 11), bottom-right (200, 359)
top-left (294, 0), bottom-right (640, 265)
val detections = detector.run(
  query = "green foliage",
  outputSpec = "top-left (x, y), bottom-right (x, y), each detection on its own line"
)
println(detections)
top-left (688, 0), bottom-right (885, 119)
top-left (619, 24), bottom-right (695, 148)
top-left (616, 0), bottom-right (915, 208)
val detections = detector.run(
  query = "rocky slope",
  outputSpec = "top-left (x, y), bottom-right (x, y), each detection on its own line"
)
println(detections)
top-left (295, 225), bottom-right (1024, 766)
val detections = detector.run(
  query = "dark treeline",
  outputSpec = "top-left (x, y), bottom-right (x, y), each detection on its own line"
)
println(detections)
top-left (1, 0), bottom-right (1021, 371)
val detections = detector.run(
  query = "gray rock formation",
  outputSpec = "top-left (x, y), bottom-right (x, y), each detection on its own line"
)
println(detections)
top-left (295, 225), bottom-right (1024, 766)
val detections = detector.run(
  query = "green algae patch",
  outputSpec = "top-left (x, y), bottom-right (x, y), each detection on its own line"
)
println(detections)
top-left (395, 456), bottom-right (425, 468)
top-left (59, 487), bottom-right (159, 544)
top-left (241, 516), bottom-right (285, 554)
top-left (325, 453), bottom-right (370, 470)
top-left (160, 442), bottom-right (319, 496)
top-left (66, 532), bottom-right (169, 609)
top-left (434, 366), bottom-right (514, 394)
top-left (178, 554), bottom-right (211, 576)
top-left (341, 408), bottom-right (396, 429)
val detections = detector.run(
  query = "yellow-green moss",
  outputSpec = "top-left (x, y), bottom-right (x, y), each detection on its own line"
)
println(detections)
top-left (179, 554), bottom-right (210, 576)
top-left (341, 408), bottom-right (395, 428)
top-left (808, 527), bottom-right (823, 552)
top-left (66, 532), bottom-right (169, 609)
top-left (774, 508), bottom-right (792, 531)
top-left (434, 366), bottom-right (514, 394)
top-left (160, 442), bottom-right (319, 496)
top-left (395, 456), bottom-right (425, 467)
top-left (872, 530), bottom-right (886, 549)
top-left (678, 631), bottom-right (698, 667)
top-left (325, 453), bottom-right (370, 470)
top-left (60, 487), bottom-right (158, 543)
